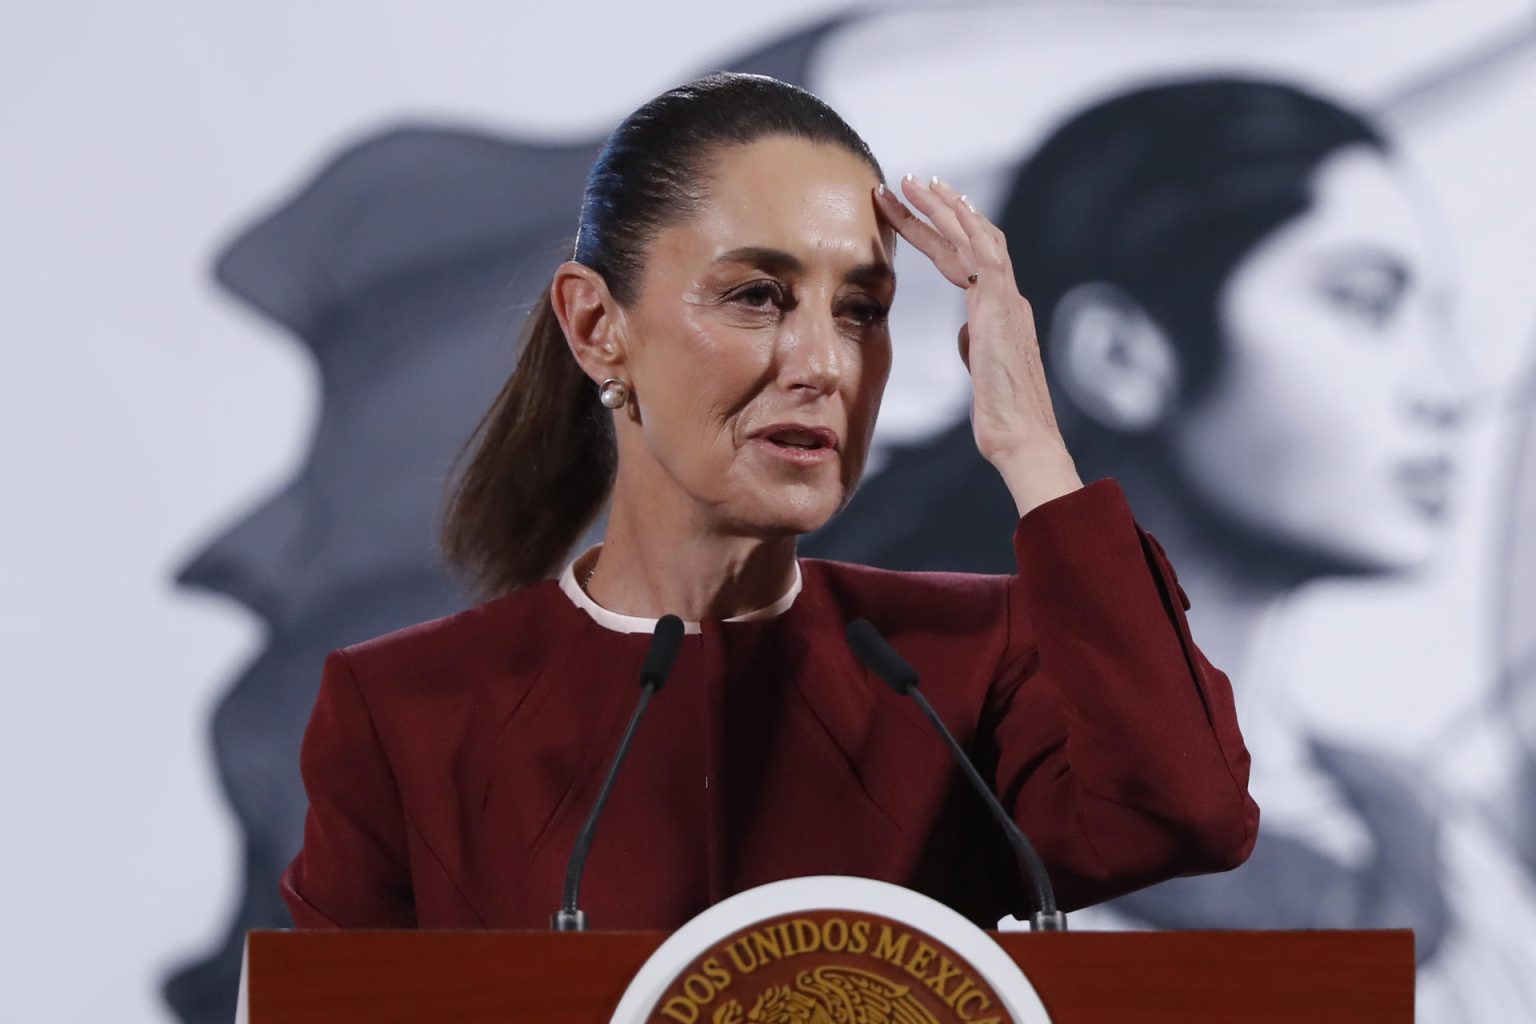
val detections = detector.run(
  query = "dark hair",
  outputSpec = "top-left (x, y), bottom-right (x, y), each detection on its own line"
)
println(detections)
top-left (443, 72), bottom-right (883, 598)
top-left (1000, 77), bottom-right (1388, 403)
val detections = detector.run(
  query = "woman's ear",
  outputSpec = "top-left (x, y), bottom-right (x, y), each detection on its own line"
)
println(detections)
top-left (1046, 281), bottom-right (1180, 433)
top-left (550, 260), bottom-right (627, 383)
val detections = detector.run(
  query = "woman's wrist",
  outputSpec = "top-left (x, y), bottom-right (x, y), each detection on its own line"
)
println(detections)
top-left (991, 441), bottom-right (1085, 518)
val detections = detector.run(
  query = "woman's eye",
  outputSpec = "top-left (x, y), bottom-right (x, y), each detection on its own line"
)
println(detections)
top-left (1324, 283), bottom-right (1400, 328)
top-left (732, 282), bottom-right (787, 309)
top-left (843, 301), bottom-right (890, 327)
top-left (1320, 262), bottom-right (1408, 331)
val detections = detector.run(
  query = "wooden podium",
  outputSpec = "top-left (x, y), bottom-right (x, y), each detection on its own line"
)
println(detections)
top-left (241, 928), bottom-right (1413, 1022)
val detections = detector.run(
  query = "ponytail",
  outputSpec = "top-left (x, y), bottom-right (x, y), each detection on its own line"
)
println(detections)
top-left (442, 284), bottom-right (616, 599)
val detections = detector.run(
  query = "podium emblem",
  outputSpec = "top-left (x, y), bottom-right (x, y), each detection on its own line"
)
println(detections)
top-left (609, 876), bottom-right (1052, 1024)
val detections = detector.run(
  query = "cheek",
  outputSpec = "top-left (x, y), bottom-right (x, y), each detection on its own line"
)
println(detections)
top-left (1209, 266), bottom-right (1408, 468)
top-left (638, 315), bottom-right (773, 448)
top-left (1229, 294), bottom-right (1428, 471)
top-left (843, 340), bottom-right (893, 463)
top-left (854, 338), bottom-right (893, 415)
top-left (1169, 296), bottom-right (1436, 561)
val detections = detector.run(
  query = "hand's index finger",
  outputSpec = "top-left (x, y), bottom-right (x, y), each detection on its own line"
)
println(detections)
top-left (905, 176), bottom-right (971, 256)
top-left (874, 183), bottom-right (937, 244)
top-left (873, 182), bottom-right (972, 288)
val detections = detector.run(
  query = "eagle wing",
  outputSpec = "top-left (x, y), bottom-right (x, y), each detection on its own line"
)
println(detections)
top-left (790, 965), bottom-right (941, 1024)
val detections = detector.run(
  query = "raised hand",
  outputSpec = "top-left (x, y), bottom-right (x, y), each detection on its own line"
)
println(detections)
top-left (874, 175), bottom-right (1082, 515)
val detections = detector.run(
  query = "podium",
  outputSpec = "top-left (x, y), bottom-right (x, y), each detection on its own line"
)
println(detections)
top-left (241, 928), bottom-right (1413, 1022)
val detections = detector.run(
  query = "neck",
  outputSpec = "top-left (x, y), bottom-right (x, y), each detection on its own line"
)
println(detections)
top-left (1160, 535), bottom-right (1288, 692)
top-left (584, 471), bottom-right (800, 623)
top-left (1091, 446), bottom-right (1306, 687)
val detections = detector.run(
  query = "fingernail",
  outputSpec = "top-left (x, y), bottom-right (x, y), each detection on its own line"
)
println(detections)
top-left (929, 175), bottom-right (941, 187)
top-left (903, 172), bottom-right (916, 183)
top-left (877, 183), bottom-right (888, 196)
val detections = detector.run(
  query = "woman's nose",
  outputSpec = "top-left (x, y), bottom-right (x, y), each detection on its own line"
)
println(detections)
top-left (1407, 318), bottom-right (1477, 433)
top-left (782, 307), bottom-right (845, 395)
top-left (1409, 391), bottom-right (1467, 432)
top-left (1407, 364), bottom-right (1473, 433)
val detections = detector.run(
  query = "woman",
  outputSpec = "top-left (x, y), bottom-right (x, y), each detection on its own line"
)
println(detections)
top-left (1007, 81), bottom-right (1536, 1023)
top-left (1006, 79), bottom-right (1469, 931)
top-left (280, 72), bottom-right (1256, 931)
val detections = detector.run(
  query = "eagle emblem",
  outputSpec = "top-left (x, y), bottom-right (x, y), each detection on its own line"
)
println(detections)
top-left (709, 965), bottom-right (941, 1024)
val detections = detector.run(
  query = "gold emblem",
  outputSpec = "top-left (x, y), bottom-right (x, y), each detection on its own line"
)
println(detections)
top-left (712, 965), bottom-right (940, 1024)
top-left (651, 911), bottom-right (1014, 1024)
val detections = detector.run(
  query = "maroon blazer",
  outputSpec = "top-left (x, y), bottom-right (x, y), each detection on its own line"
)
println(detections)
top-left (282, 480), bottom-right (1258, 929)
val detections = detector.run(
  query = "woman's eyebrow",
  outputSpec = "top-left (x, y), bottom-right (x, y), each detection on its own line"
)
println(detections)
top-left (713, 247), bottom-right (802, 274)
top-left (847, 261), bottom-right (896, 289)
top-left (1317, 246), bottom-right (1412, 288)
top-left (711, 248), bottom-right (895, 287)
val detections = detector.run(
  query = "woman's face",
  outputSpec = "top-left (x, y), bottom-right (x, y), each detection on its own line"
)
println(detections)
top-left (1166, 144), bottom-right (1462, 574)
top-left (615, 136), bottom-right (895, 538)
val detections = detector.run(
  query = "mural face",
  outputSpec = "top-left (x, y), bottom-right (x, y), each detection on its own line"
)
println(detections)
top-left (1168, 145), bottom-right (1462, 574)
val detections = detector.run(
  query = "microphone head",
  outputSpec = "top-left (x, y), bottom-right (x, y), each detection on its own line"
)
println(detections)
top-left (640, 614), bottom-right (686, 692)
top-left (845, 619), bottom-right (919, 696)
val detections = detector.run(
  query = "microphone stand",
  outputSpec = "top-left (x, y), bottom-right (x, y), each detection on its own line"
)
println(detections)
top-left (552, 614), bottom-right (685, 931)
top-left (847, 619), bottom-right (1067, 931)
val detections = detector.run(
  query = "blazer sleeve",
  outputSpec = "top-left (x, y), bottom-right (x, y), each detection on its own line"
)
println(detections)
top-left (280, 649), bottom-right (417, 928)
top-left (981, 478), bottom-right (1259, 912)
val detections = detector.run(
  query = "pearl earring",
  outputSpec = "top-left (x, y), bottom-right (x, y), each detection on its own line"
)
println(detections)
top-left (598, 378), bottom-right (629, 409)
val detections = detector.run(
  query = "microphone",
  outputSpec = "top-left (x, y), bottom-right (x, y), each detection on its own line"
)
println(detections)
top-left (552, 613), bottom-right (686, 931)
top-left (846, 619), bottom-right (1067, 931)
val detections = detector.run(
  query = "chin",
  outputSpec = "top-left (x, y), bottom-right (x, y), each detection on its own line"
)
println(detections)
top-left (1287, 518), bottom-right (1441, 578)
top-left (1345, 534), bottom-right (1439, 576)
top-left (736, 489), bottom-right (844, 538)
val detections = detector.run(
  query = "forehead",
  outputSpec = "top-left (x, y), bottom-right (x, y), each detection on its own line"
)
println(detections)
top-left (653, 136), bottom-right (890, 270)
top-left (1287, 146), bottom-right (1441, 274)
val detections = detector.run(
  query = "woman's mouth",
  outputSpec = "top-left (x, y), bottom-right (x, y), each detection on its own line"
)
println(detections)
top-left (749, 424), bottom-right (841, 466)
top-left (1395, 456), bottom-right (1453, 520)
